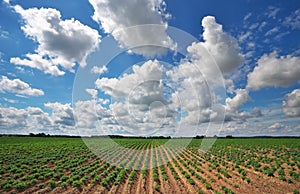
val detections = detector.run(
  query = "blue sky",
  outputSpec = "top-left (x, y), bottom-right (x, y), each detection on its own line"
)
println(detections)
top-left (0, 0), bottom-right (299, 136)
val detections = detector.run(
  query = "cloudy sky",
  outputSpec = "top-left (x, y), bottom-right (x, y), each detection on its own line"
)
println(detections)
top-left (0, 0), bottom-right (299, 136)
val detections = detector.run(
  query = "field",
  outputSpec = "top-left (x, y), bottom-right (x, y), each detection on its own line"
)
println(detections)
top-left (0, 137), bottom-right (299, 194)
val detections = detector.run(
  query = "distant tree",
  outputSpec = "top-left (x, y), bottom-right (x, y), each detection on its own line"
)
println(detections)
top-left (39, 133), bottom-right (46, 137)
top-left (195, 135), bottom-right (205, 139)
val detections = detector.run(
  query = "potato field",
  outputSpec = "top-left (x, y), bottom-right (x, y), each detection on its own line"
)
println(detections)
top-left (0, 137), bottom-right (299, 194)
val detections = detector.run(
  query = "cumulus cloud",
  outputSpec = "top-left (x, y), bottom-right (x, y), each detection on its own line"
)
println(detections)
top-left (268, 122), bottom-right (283, 129)
top-left (164, 16), bottom-right (244, 126)
top-left (247, 52), bottom-right (300, 90)
top-left (86, 88), bottom-right (98, 99)
top-left (283, 89), bottom-right (300, 117)
top-left (11, 54), bottom-right (65, 76)
top-left (96, 60), bottom-right (163, 98)
top-left (88, 0), bottom-right (175, 57)
top-left (44, 102), bottom-right (75, 126)
top-left (252, 107), bottom-right (263, 117)
top-left (225, 89), bottom-right (250, 113)
top-left (0, 106), bottom-right (52, 134)
top-left (73, 100), bottom-right (114, 132)
top-left (200, 16), bottom-right (244, 74)
top-left (177, 16), bottom-right (243, 86)
top-left (91, 65), bottom-right (108, 75)
top-left (0, 107), bottom-right (27, 131)
top-left (224, 89), bottom-right (253, 121)
top-left (10, 5), bottom-right (100, 75)
top-left (0, 101), bottom-right (115, 135)
top-left (27, 107), bottom-right (44, 115)
top-left (93, 60), bottom-right (179, 135)
top-left (0, 76), bottom-right (44, 96)
top-left (268, 122), bottom-right (286, 132)
top-left (167, 69), bottom-right (221, 126)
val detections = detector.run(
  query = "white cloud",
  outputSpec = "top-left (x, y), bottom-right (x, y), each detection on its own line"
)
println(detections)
top-left (0, 104), bottom-right (80, 135)
top-left (238, 31), bottom-right (252, 43)
top-left (247, 42), bottom-right (255, 48)
top-left (0, 106), bottom-right (54, 134)
top-left (96, 60), bottom-right (163, 98)
top-left (268, 122), bottom-right (285, 130)
top-left (11, 54), bottom-right (65, 76)
top-left (252, 107), bottom-right (263, 117)
top-left (27, 107), bottom-right (44, 115)
top-left (265, 27), bottom-right (279, 36)
top-left (88, 0), bottom-right (175, 57)
top-left (0, 25), bottom-right (9, 39)
top-left (266, 6), bottom-right (280, 19)
top-left (165, 16), bottom-right (244, 127)
top-left (91, 65), bottom-right (108, 75)
top-left (44, 102), bottom-right (75, 126)
top-left (223, 89), bottom-right (262, 122)
top-left (225, 89), bottom-right (250, 113)
top-left (86, 88), bottom-right (98, 99)
top-left (249, 23), bottom-right (259, 30)
top-left (247, 52), bottom-right (300, 90)
top-left (258, 21), bottom-right (267, 31)
top-left (284, 9), bottom-right (300, 30)
top-left (198, 16), bottom-right (244, 74)
top-left (10, 5), bottom-right (100, 75)
top-left (93, 60), bottom-right (179, 136)
top-left (3, 97), bottom-right (17, 104)
top-left (243, 13), bottom-right (252, 21)
top-left (283, 89), bottom-right (300, 117)
top-left (0, 76), bottom-right (44, 96)
top-left (74, 100), bottom-right (114, 131)
top-left (0, 107), bottom-right (28, 132)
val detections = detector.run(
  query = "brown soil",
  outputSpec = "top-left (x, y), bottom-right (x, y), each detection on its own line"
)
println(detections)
top-left (4, 146), bottom-right (299, 194)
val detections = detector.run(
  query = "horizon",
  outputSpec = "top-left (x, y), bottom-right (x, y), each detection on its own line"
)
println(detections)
top-left (1, 133), bottom-right (300, 138)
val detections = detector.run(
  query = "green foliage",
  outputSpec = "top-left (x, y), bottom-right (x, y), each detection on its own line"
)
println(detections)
top-left (72, 180), bottom-right (82, 187)
top-left (60, 182), bottom-right (67, 188)
top-left (154, 184), bottom-right (160, 190)
top-left (221, 185), bottom-right (234, 194)
top-left (198, 189), bottom-right (204, 194)
top-left (293, 189), bottom-right (299, 194)
top-left (205, 182), bottom-right (212, 189)
top-left (188, 178), bottom-right (195, 185)
top-left (49, 180), bottom-right (57, 189)
top-left (0, 137), bottom-right (299, 193)
top-left (128, 170), bottom-right (136, 183)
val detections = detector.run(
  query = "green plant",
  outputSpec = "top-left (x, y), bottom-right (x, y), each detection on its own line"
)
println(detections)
top-left (15, 182), bottom-right (26, 191)
top-left (188, 178), bottom-right (195, 185)
top-left (38, 183), bottom-right (44, 189)
top-left (205, 182), bottom-right (212, 189)
top-left (72, 180), bottom-right (82, 187)
top-left (293, 189), bottom-right (299, 194)
top-left (245, 178), bottom-right (251, 183)
top-left (60, 182), bottom-right (67, 188)
top-left (49, 180), bottom-right (57, 189)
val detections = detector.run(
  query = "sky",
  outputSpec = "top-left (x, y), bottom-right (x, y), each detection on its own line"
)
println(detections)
top-left (0, 0), bottom-right (299, 137)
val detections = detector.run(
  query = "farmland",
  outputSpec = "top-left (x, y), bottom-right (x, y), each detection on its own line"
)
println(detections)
top-left (0, 137), bottom-right (299, 194)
